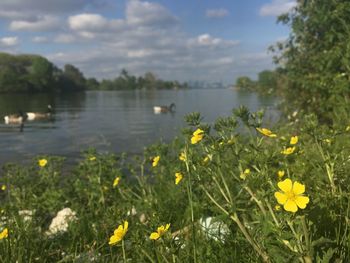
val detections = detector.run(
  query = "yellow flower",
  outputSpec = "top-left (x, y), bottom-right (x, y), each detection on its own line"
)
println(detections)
top-left (179, 152), bottom-right (187, 162)
top-left (150, 224), bottom-right (170, 240)
top-left (323, 139), bottom-right (331, 144)
top-left (202, 155), bottom-right (210, 165)
top-left (1, 185), bottom-right (6, 191)
top-left (0, 228), bottom-right (8, 239)
top-left (274, 179), bottom-right (309, 213)
top-left (290, 136), bottom-right (298, 145)
top-left (275, 205), bottom-right (281, 211)
top-left (256, 128), bottom-right (277, 138)
top-left (109, 221), bottom-right (128, 245)
top-left (277, 170), bottom-right (285, 179)
top-left (175, 172), bottom-right (183, 185)
top-left (191, 129), bottom-right (204, 144)
top-left (240, 168), bottom-right (250, 180)
top-left (281, 147), bottom-right (296, 155)
top-left (89, 156), bottom-right (96, 161)
top-left (152, 156), bottom-right (160, 167)
top-left (113, 177), bottom-right (120, 188)
top-left (38, 159), bottom-right (47, 167)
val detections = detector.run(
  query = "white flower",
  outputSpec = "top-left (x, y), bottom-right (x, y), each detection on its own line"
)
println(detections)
top-left (19, 210), bottom-right (34, 222)
top-left (46, 208), bottom-right (77, 236)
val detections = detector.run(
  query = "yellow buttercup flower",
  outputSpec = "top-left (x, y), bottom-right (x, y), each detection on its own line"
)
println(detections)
top-left (240, 168), bottom-right (250, 180)
top-left (275, 205), bottom-right (281, 211)
top-left (281, 147), bottom-right (296, 155)
top-left (38, 159), bottom-right (47, 167)
top-left (179, 152), bottom-right (186, 162)
top-left (274, 179), bottom-right (309, 213)
top-left (1, 185), bottom-right (6, 191)
top-left (0, 228), bottom-right (8, 239)
top-left (175, 172), bottom-right (183, 185)
top-left (113, 177), bottom-right (120, 188)
top-left (150, 224), bottom-right (170, 240)
top-left (256, 128), bottom-right (277, 138)
top-left (152, 156), bottom-right (160, 167)
top-left (191, 129), bottom-right (204, 144)
top-left (89, 156), bottom-right (96, 161)
top-left (290, 136), bottom-right (298, 145)
top-left (109, 221), bottom-right (128, 245)
top-left (277, 170), bottom-right (285, 179)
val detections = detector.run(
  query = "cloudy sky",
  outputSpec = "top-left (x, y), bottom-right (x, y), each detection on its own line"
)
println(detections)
top-left (0, 0), bottom-right (296, 84)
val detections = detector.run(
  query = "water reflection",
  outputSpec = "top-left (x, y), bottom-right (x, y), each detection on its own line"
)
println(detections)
top-left (0, 89), bottom-right (279, 165)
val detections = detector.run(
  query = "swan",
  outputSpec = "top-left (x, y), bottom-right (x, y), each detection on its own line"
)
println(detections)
top-left (153, 103), bottom-right (176, 114)
top-left (26, 105), bottom-right (53, 121)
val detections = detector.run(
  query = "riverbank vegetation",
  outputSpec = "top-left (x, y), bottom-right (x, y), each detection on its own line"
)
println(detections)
top-left (1, 0), bottom-right (350, 262)
top-left (0, 53), bottom-right (187, 93)
top-left (1, 109), bottom-right (350, 262)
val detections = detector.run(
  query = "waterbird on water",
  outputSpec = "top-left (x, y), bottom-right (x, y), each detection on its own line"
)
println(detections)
top-left (153, 103), bottom-right (176, 114)
top-left (26, 105), bottom-right (53, 121)
top-left (4, 110), bottom-right (27, 124)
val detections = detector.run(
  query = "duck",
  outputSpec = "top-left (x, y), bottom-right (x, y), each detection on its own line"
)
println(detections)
top-left (153, 103), bottom-right (176, 114)
top-left (26, 105), bottom-right (53, 121)
top-left (4, 110), bottom-right (27, 124)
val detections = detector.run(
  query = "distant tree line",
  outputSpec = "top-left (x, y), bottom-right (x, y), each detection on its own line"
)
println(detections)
top-left (0, 52), bottom-right (187, 93)
top-left (234, 69), bottom-right (288, 96)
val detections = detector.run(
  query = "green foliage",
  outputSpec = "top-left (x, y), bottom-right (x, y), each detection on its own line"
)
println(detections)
top-left (273, 0), bottom-right (350, 122)
top-left (1, 109), bottom-right (350, 262)
top-left (0, 53), bottom-right (188, 93)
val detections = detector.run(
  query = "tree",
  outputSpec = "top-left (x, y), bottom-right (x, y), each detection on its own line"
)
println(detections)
top-left (235, 76), bottom-right (255, 91)
top-left (273, 0), bottom-right (350, 121)
top-left (61, 64), bottom-right (86, 92)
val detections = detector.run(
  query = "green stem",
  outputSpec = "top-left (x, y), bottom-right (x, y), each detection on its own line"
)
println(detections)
top-left (230, 213), bottom-right (270, 262)
top-left (300, 216), bottom-right (312, 259)
top-left (122, 240), bottom-right (127, 263)
top-left (244, 187), bottom-right (267, 216)
top-left (184, 146), bottom-right (197, 263)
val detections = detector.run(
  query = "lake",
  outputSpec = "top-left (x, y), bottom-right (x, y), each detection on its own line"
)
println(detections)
top-left (0, 89), bottom-right (279, 165)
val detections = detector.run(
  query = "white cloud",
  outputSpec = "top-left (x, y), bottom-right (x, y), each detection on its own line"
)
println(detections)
top-left (54, 34), bottom-right (76, 44)
top-left (0, 36), bottom-right (18, 46)
top-left (188, 34), bottom-right (239, 48)
top-left (126, 0), bottom-right (178, 27)
top-left (260, 0), bottom-right (297, 17)
top-left (33, 0), bottom-right (271, 84)
top-left (32, 36), bottom-right (48, 43)
top-left (10, 16), bottom-right (60, 32)
top-left (0, 0), bottom-right (104, 18)
top-left (68, 13), bottom-right (124, 32)
top-left (206, 8), bottom-right (229, 18)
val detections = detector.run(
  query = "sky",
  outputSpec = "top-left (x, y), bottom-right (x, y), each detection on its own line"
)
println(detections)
top-left (0, 0), bottom-right (296, 84)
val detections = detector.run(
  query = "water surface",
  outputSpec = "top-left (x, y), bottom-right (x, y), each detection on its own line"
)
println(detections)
top-left (0, 89), bottom-right (278, 165)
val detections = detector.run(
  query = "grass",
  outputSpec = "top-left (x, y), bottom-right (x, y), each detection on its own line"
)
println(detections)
top-left (0, 107), bottom-right (350, 262)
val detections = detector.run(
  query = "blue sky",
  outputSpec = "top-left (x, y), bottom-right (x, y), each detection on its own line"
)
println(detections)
top-left (0, 0), bottom-right (296, 84)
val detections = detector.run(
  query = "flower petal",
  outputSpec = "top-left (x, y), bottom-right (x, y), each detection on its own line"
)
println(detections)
top-left (283, 200), bottom-right (298, 213)
top-left (109, 234), bottom-right (121, 245)
top-left (293, 181), bottom-right (305, 195)
top-left (123, 221), bottom-right (129, 232)
top-left (295, 196), bottom-right (310, 209)
top-left (150, 232), bottom-right (160, 240)
top-left (274, 192), bottom-right (287, 205)
top-left (278, 179), bottom-right (292, 193)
